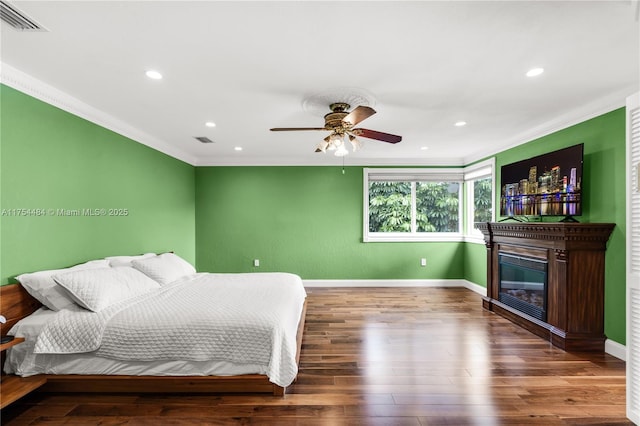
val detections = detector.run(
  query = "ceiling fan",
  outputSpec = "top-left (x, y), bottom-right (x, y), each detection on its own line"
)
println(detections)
top-left (270, 102), bottom-right (402, 156)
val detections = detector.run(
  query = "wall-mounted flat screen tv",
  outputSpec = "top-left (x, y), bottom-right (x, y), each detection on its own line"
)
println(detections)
top-left (500, 143), bottom-right (583, 219)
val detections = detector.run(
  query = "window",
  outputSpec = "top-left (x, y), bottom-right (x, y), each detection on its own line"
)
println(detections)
top-left (464, 159), bottom-right (495, 241)
top-left (363, 161), bottom-right (495, 243)
top-left (472, 178), bottom-right (493, 223)
top-left (364, 168), bottom-right (464, 242)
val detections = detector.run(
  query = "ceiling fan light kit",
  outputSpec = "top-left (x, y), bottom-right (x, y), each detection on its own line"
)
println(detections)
top-left (314, 130), bottom-right (363, 156)
top-left (271, 101), bottom-right (401, 156)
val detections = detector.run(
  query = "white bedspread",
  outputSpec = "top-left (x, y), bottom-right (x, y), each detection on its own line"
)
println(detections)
top-left (34, 272), bottom-right (306, 387)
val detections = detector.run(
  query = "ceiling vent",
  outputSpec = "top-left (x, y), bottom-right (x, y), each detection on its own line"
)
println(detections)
top-left (194, 136), bottom-right (214, 144)
top-left (0, 1), bottom-right (46, 31)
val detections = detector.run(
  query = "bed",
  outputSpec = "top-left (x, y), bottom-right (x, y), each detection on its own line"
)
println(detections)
top-left (0, 254), bottom-right (307, 396)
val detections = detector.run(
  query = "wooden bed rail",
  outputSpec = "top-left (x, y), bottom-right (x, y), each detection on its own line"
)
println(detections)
top-left (0, 284), bottom-right (41, 337)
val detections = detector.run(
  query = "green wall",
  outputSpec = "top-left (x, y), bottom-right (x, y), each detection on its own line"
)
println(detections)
top-left (0, 83), bottom-right (627, 345)
top-left (0, 85), bottom-right (196, 284)
top-left (463, 243), bottom-right (487, 287)
top-left (485, 108), bottom-right (626, 344)
top-left (196, 109), bottom-right (626, 344)
top-left (195, 166), bottom-right (465, 279)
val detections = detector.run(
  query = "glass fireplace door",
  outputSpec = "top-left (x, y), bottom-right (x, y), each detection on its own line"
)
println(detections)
top-left (498, 253), bottom-right (548, 321)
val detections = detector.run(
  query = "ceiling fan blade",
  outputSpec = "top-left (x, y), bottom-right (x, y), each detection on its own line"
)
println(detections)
top-left (352, 128), bottom-right (402, 144)
top-left (270, 127), bottom-right (328, 131)
top-left (343, 106), bottom-right (376, 126)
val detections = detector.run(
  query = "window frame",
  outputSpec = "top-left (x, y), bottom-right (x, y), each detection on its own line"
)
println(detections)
top-left (363, 168), bottom-right (465, 242)
top-left (463, 158), bottom-right (496, 244)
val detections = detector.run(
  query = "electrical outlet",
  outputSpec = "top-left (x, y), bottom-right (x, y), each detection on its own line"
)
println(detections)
top-left (253, 259), bottom-right (260, 267)
top-left (420, 258), bottom-right (427, 267)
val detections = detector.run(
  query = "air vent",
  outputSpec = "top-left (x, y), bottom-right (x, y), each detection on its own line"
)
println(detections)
top-left (0, 1), bottom-right (46, 31)
top-left (194, 136), bottom-right (214, 144)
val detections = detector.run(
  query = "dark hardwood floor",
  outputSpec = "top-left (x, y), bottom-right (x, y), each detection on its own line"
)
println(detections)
top-left (1, 287), bottom-right (631, 425)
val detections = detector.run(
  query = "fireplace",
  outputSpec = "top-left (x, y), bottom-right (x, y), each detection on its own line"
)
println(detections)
top-left (477, 222), bottom-right (614, 352)
top-left (498, 253), bottom-right (547, 321)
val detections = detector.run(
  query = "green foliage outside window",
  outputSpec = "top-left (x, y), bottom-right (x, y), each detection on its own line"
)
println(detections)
top-left (368, 178), bottom-right (493, 234)
top-left (368, 181), bottom-right (460, 233)
top-left (368, 182), bottom-right (412, 232)
top-left (473, 177), bottom-right (493, 224)
top-left (416, 182), bottom-right (459, 232)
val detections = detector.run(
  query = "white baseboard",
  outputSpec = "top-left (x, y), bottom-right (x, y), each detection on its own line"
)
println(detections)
top-left (302, 279), bottom-right (487, 295)
top-left (302, 279), bottom-right (625, 359)
top-left (303, 278), bottom-right (468, 288)
top-left (605, 339), bottom-right (626, 361)
top-left (461, 280), bottom-right (488, 297)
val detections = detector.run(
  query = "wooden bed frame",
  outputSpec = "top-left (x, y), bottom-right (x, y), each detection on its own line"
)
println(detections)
top-left (0, 283), bottom-right (306, 396)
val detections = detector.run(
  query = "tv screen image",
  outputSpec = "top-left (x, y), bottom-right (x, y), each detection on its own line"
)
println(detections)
top-left (500, 143), bottom-right (584, 219)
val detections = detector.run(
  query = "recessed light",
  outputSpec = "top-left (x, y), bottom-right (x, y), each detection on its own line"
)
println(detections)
top-left (234, 147), bottom-right (243, 151)
top-left (454, 121), bottom-right (467, 127)
top-left (205, 122), bottom-right (216, 128)
top-left (145, 70), bottom-right (163, 80)
top-left (526, 67), bottom-right (544, 77)
top-left (420, 146), bottom-right (429, 151)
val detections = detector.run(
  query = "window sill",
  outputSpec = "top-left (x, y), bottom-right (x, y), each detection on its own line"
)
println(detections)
top-left (363, 233), bottom-right (489, 244)
top-left (463, 235), bottom-right (487, 244)
top-left (364, 233), bottom-right (465, 243)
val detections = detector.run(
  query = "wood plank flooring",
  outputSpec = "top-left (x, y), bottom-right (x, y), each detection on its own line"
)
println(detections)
top-left (1, 287), bottom-right (631, 425)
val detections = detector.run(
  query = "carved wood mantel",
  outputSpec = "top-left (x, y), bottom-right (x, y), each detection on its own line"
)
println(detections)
top-left (476, 222), bottom-right (615, 352)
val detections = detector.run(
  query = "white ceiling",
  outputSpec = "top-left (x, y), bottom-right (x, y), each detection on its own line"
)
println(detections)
top-left (1, 1), bottom-right (638, 166)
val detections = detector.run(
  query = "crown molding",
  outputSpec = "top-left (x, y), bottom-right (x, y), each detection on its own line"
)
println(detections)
top-left (0, 62), bottom-right (198, 166)
top-left (2, 62), bottom-right (634, 168)
top-left (193, 155), bottom-right (464, 167)
top-left (462, 86), bottom-right (636, 165)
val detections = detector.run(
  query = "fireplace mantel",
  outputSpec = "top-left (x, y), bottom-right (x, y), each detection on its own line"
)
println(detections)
top-left (476, 222), bottom-right (615, 352)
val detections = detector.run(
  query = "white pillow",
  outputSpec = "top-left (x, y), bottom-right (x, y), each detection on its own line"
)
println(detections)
top-left (53, 267), bottom-right (160, 312)
top-left (105, 253), bottom-right (156, 267)
top-left (16, 259), bottom-right (110, 311)
top-left (132, 253), bottom-right (196, 285)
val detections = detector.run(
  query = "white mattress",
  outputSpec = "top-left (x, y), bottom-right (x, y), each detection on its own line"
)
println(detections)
top-left (4, 272), bottom-right (304, 386)
top-left (5, 307), bottom-right (271, 378)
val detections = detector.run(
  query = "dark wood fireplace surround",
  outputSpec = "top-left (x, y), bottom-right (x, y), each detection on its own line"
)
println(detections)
top-left (476, 222), bottom-right (615, 352)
